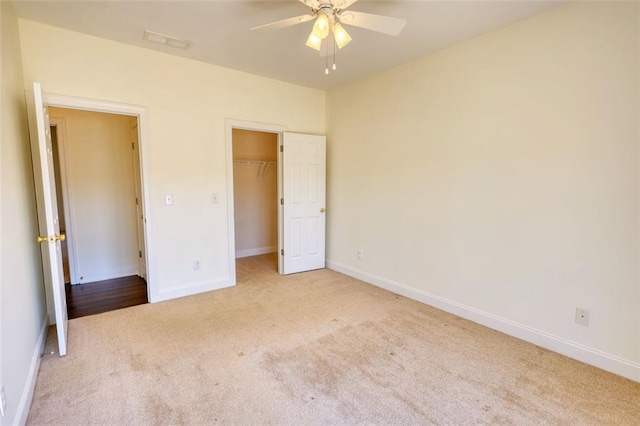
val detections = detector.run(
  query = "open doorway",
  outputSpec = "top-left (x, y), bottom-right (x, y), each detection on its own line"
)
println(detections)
top-left (232, 129), bottom-right (279, 279)
top-left (48, 107), bottom-right (148, 318)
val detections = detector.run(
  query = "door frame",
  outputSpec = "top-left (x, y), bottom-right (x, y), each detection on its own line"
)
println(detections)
top-left (44, 93), bottom-right (155, 302)
top-left (129, 117), bottom-right (147, 280)
top-left (225, 119), bottom-right (285, 285)
top-left (48, 117), bottom-right (80, 285)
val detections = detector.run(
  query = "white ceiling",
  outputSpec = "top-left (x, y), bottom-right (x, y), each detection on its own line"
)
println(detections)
top-left (13, 0), bottom-right (566, 90)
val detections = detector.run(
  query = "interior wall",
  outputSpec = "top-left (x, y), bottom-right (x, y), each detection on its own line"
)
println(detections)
top-left (1, 2), bottom-right (47, 424)
top-left (327, 1), bottom-right (639, 375)
top-left (48, 107), bottom-right (138, 284)
top-left (17, 19), bottom-right (326, 301)
top-left (232, 129), bottom-right (278, 258)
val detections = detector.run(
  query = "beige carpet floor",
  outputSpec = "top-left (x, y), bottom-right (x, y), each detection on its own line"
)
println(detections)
top-left (28, 254), bottom-right (640, 424)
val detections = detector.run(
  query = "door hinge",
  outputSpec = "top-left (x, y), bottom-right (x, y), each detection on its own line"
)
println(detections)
top-left (280, 145), bottom-right (283, 153)
top-left (135, 197), bottom-right (139, 205)
top-left (131, 142), bottom-right (135, 150)
top-left (139, 250), bottom-right (142, 258)
top-left (280, 249), bottom-right (284, 256)
top-left (280, 198), bottom-right (284, 205)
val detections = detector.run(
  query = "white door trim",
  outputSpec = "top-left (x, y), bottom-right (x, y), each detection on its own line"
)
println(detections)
top-left (225, 119), bottom-right (286, 284)
top-left (130, 118), bottom-right (146, 280)
top-left (48, 117), bottom-right (80, 285)
top-left (44, 93), bottom-right (155, 302)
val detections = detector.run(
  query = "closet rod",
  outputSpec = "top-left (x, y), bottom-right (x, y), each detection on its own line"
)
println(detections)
top-left (233, 160), bottom-right (276, 166)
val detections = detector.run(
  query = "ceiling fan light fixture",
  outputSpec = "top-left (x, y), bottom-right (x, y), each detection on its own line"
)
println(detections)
top-left (305, 32), bottom-right (322, 51)
top-left (333, 23), bottom-right (352, 49)
top-left (312, 14), bottom-right (330, 39)
top-left (250, 0), bottom-right (408, 74)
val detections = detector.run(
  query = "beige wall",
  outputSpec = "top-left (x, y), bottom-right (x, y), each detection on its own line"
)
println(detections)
top-left (48, 107), bottom-right (139, 284)
top-left (1, 2), bottom-right (47, 424)
top-left (327, 1), bottom-right (639, 375)
top-left (18, 19), bottom-right (326, 301)
top-left (232, 129), bottom-right (278, 257)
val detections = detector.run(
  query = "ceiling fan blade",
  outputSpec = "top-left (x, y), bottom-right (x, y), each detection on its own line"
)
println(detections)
top-left (251, 14), bottom-right (315, 32)
top-left (332, 0), bottom-right (359, 11)
top-left (298, 0), bottom-right (320, 9)
top-left (338, 11), bottom-right (406, 36)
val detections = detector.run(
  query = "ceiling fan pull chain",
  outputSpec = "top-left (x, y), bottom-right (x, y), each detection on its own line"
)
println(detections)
top-left (332, 36), bottom-right (337, 71)
top-left (325, 46), bottom-right (330, 74)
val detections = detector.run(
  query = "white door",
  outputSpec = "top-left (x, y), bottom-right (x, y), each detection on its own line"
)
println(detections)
top-left (281, 132), bottom-right (326, 274)
top-left (26, 82), bottom-right (68, 356)
top-left (130, 117), bottom-right (147, 279)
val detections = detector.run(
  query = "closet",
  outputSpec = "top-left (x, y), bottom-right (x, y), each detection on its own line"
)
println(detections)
top-left (232, 129), bottom-right (278, 262)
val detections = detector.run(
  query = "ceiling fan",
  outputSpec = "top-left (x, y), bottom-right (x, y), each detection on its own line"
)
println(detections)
top-left (251, 0), bottom-right (407, 70)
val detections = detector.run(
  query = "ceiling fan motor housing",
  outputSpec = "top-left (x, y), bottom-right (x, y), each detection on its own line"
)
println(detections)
top-left (317, 3), bottom-right (337, 21)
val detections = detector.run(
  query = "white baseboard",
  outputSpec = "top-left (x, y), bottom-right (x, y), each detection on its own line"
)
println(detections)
top-left (153, 278), bottom-right (234, 303)
top-left (326, 260), bottom-right (640, 383)
top-left (235, 246), bottom-right (277, 259)
top-left (15, 316), bottom-right (48, 426)
top-left (75, 265), bottom-right (138, 284)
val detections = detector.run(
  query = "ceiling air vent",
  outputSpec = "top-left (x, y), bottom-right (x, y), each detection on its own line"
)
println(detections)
top-left (143, 30), bottom-right (191, 50)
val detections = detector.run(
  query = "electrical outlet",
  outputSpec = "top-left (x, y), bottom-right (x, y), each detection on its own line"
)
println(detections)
top-left (211, 193), bottom-right (219, 204)
top-left (1, 385), bottom-right (7, 417)
top-left (575, 308), bottom-right (590, 326)
top-left (193, 260), bottom-right (201, 271)
top-left (164, 193), bottom-right (173, 205)
top-left (357, 250), bottom-right (364, 260)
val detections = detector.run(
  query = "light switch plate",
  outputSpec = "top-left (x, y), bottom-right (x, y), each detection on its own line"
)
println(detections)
top-left (164, 193), bottom-right (173, 205)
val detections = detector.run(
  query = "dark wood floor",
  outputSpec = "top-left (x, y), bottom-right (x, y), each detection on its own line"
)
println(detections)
top-left (66, 275), bottom-right (148, 319)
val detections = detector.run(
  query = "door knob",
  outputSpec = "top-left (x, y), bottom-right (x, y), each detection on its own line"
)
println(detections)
top-left (320, 208), bottom-right (326, 213)
top-left (37, 236), bottom-right (49, 243)
top-left (55, 234), bottom-right (66, 242)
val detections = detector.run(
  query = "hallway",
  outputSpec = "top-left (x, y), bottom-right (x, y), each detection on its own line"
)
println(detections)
top-left (65, 276), bottom-right (147, 319)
